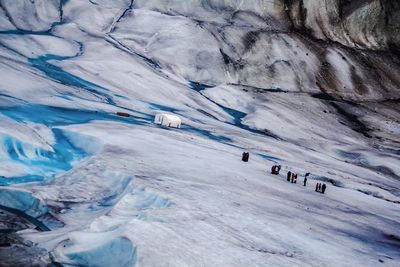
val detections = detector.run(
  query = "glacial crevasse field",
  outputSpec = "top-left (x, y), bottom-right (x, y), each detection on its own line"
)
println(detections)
top-left (0, 1), bottom-right (399, 266)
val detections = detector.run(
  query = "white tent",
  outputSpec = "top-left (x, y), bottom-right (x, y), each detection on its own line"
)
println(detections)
top-left (154, 113), bottom-right (182, 128)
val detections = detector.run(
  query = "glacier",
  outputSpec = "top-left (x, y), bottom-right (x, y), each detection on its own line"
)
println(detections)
top-left (0, 0), bottom-right (399, 266)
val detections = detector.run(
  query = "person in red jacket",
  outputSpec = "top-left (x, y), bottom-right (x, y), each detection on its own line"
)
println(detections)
top-left (271, 165), bottom-right (280, 175)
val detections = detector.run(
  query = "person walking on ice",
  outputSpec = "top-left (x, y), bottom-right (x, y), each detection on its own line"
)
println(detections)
top-left (242, 152), bottom-right (249, 162)
top-left (321, 184), bottom-right (327, 194)
top-left (287, 171), bottom-right (292, 182)
top-left (303, 172), bottom-right (310, 186)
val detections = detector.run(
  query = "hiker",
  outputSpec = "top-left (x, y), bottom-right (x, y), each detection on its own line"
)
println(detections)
top-left (278, 165), bottom-right (282, 172)
top-left (291, 173), bottom-right (295, 183)
top-left (321, 184), bottom-right (327, 194)
top-left (305, 172), bottom-right (310, 178)
top-left (315, 183), bottom-right (319, 192)
top-left (303, 176), bottom-right (307, 186)
top-left (242, 152), bottom-right (249, 162)
top-left (271, 165), bottom-right (279, 175)
top-left (293, 173), bottom-right (297, 183)
top-left (318, 183), bottom-right (322, 192)
top-left (287, 171), bottom-right (291, 182)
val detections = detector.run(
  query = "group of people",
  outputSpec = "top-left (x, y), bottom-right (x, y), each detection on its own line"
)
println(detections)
top-left (241, 152), bottom-right (327, 194)
top-left (271, 165), bottom-right (281, 175)
top-left (271, 166), bottom-right (312, 189)
top-left (286, 171), bottom-right (299, 184)
top-left (315, 183), bottom-right (327, 194)
top-left (285, 170), bottom-right (327, 194)
top-left (284, 170), bottom-right (327, 194)
top-left (242, 152), bottom-right (250, 162)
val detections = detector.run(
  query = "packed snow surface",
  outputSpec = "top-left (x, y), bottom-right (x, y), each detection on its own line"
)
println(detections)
top-left (0, 1), bottom-right (399, 266)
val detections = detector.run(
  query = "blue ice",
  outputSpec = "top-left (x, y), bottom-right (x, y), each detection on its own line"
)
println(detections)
top-left (59, 237), bottom-right (136, 267)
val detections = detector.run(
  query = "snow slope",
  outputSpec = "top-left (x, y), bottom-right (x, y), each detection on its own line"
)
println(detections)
top-left (0, 1), bottom-right (399, 266)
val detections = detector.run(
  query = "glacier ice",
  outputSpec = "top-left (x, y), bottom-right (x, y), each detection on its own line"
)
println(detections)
top-left (0, 0), bottom-right (399, 266)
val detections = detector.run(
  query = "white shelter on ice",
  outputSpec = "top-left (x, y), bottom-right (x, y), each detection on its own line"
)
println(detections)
top-left (154, 113), bottom-right (182, 128)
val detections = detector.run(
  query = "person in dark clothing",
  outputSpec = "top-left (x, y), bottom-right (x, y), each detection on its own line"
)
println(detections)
top-left (242, 152), bottom-right (249, 162)
top-left (287, 171), bottom-right (291, 182)
top-left (305, 172), bottom-right (310, 178)
top-left (293, 173), bottom-right (297, 183)
top-left (277, 165), bottom-right (282, 172)
top-left (318, 183), bottom-right (322, 192)
top-left (303, 176), bottom-right (307, 186)
top-left (315, 183), bottom-right (319, 192)
top-left (291, 173), bottom-right (295, 183)
top-left (321, 184), bottom-right (327, 194)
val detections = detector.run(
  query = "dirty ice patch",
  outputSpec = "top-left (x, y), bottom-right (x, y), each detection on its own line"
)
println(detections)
top-left (326, 48), bottom-right (354, 93)
top-left (0, 7), bottom-right (16, 31)
top-left (0, 188), bottom-right (63, 231)
top-left (134, 0), bottom-right (285, 27)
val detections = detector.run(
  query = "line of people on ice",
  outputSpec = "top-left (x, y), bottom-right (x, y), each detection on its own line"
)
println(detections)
top-left (273, 165), bottom-right (326, 193)
top-left (242, 152), bottom-right (328, 194)
top-left (272, 165), bottom-right (326, 194)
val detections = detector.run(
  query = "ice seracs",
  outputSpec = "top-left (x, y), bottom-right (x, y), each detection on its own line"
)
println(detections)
top-left (154, 113), bottom-right (182, 128)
